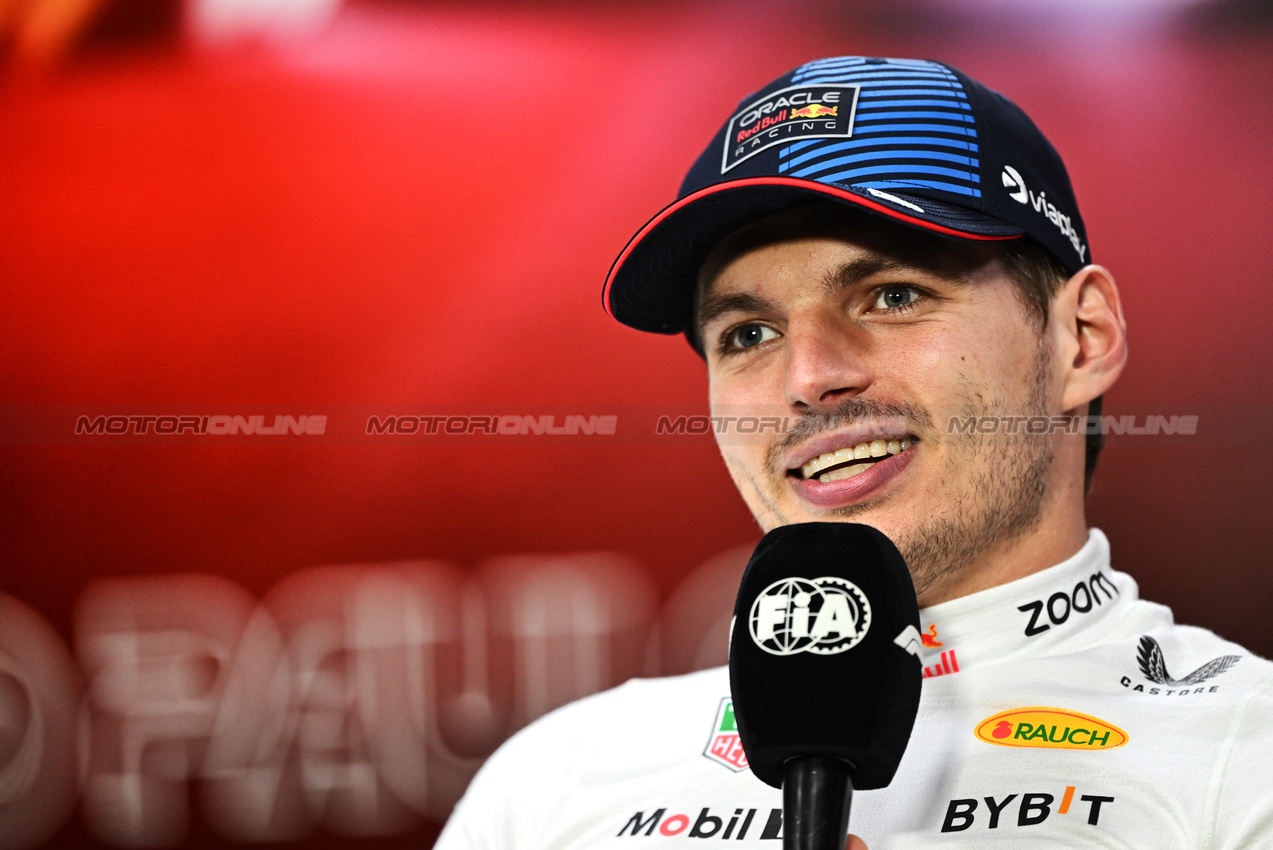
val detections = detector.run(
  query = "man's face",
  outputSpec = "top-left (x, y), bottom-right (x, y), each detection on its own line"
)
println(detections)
top-left (697, 204), bottom-right (1062, 601)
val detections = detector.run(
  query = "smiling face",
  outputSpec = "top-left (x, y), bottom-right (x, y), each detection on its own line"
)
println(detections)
top-left (697, 203), bottom-right (1088, 605)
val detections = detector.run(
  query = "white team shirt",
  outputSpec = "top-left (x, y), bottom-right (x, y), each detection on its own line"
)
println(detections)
top-left (436, 530), bottom-right (1273, 848)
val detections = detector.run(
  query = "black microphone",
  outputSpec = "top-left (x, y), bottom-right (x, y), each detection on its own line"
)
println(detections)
top-left (728, 523), bottom-right (923, 850)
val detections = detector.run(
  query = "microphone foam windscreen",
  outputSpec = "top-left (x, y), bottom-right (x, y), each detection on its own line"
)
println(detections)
top-left (729, 522), bottom-right (922, 789)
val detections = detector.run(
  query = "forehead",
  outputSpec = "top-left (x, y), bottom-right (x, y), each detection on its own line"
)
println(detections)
top-left (697, 201), bottom-right (1001, 302)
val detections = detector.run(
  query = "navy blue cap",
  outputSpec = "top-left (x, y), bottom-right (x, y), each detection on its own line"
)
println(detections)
top-left (604, 56), bottom-right (1090, 335)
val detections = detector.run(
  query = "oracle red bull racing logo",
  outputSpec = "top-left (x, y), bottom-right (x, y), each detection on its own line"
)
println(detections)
top-left (722, 84), bottom-right (859, 172)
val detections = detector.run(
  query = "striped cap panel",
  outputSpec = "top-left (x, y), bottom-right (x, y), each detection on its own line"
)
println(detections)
top-left (778, 57), bottom-right (982, 198)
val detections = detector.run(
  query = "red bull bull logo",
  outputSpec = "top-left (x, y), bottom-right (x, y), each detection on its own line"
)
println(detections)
top-left (790, 104), bottom-right (838, 119)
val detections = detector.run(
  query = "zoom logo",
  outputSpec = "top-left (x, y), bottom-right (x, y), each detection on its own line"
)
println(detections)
top-left (1018, 571), bottom-right (1119, 637)
top-left (749, 577), bottom-right (871, 656)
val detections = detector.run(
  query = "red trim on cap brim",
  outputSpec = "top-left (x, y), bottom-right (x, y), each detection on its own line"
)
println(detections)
top-left (603, 176), bottom-right (1018, 318)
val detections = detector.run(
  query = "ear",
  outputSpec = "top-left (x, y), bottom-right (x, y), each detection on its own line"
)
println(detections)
top-left (1052, 265), bottom-right (1127, 411)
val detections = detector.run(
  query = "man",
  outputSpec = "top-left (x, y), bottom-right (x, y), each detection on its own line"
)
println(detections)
top-left (437, 56), bottom-right (1273, 848)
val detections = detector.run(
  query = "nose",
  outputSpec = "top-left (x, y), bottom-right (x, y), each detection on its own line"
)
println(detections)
top-left (783, 311), bottom-right (874, 413)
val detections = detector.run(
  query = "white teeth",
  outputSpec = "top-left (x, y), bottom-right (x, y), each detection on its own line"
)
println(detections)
top-left (820, 464), bottom-right (869, 483)
top-left (799, 437), bottom-right (917, 480)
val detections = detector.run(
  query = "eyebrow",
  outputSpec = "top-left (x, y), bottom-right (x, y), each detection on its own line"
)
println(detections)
top-left (826, 247), bottom-right (981, 288)
top-left (696, 257), bottom-right (915, 331)
top-left (695, 250), bottom-right (976, 342)
top-left (819, 256), bottom-right (900, 296)
top-left (695, 291), bottom-right (780, 332)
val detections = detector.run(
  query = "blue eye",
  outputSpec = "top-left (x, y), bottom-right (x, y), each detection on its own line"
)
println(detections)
top-left (726, 323), bottom-right (779, 351)
top-left (874, 286), bottom-right (920, 311)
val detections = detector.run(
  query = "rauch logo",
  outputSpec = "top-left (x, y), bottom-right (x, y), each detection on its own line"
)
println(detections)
top-left (974, 707), bottom-right (1127, 750)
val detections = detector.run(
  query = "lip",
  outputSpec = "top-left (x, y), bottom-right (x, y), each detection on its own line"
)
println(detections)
top-left (789, 442), bottom-right (917, 509)
top-left (782, 419), bottom-right (914, 472)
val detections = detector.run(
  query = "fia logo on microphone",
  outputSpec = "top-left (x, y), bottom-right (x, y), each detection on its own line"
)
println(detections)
top-left (748, 577), bottom-right (871, 656)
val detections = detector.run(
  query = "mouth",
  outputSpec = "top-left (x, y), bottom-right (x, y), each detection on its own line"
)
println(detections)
top-left (790, 436), bottom-right (918, 483)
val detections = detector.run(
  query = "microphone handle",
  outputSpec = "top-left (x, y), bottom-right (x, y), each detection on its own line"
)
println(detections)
top-left (782, 756), bottom-right (854, 850)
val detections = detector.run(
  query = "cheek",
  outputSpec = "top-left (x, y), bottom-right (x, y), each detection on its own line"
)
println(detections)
top-left (714, 431), bottom-right (767, 481)
top-left (708, 367), bottom-right (781, 481)
top-left (882, 331), bottom-right (973, 403)
top-left (716, 443), bottom-right (749, 479)
top-left (714, 441), bottom-right (783, 532)
top-left (708, 363), bottom-right (783, 412)
top-left (715, 440), bottom-right (765, 504)
top-left (886, 321), bottom-right (1032, 398)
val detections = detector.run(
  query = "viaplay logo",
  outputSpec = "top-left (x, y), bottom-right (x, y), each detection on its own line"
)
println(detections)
top-left (1000, 164), bottom-right (1087, 264)
top-left (748, 577), bottom-right (871, 656)
top-left (702, 698), bottom-right (748, 772)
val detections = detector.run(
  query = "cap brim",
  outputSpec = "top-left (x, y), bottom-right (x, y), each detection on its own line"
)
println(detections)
top-left (604, 177), bottom-right (1024, 335)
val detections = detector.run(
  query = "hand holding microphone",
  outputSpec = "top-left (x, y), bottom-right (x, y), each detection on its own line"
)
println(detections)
top-left (729, 523), bottom-right (923, 850)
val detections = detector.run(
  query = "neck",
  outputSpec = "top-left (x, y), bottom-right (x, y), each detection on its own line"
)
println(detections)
top-left (915, 454), bottom-right (1090, 608)
top-left (916, 514), bottom-right (1088, 607)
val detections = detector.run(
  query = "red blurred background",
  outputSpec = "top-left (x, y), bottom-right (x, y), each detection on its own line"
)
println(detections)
top-left (1, 0), bottom-right (1270, 847)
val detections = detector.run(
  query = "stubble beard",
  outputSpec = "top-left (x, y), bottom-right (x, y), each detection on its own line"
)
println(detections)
top-left (759, 347), bottom-right (1055, 602)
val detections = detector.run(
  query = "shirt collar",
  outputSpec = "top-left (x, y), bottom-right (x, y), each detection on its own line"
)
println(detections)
top-left (914, 529), bottom-right (1158, 678)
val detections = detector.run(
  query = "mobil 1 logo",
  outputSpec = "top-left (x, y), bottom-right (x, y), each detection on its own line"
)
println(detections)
top-left (1018, 571), bottom-right (1119, 637)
